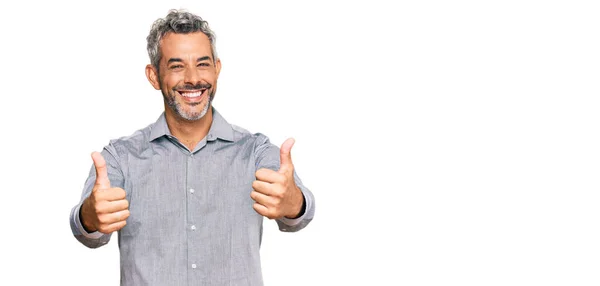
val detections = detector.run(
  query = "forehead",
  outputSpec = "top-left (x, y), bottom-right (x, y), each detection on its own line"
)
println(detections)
top-left (160, 32), bottom-right (212, 60)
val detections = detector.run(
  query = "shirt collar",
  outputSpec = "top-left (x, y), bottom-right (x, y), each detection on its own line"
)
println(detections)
top-left (207, 108), bottom-right (235, 142)
top-left (149, 107), bottom-right (234, 142)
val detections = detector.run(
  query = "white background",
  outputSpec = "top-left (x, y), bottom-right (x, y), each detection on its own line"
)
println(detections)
top-left (0, 0), bottom-right (599, 285)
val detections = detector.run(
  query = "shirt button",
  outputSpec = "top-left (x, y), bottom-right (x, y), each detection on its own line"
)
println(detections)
top-left (189, 188), bottom-right (195, 194)
top-left (191, 225), bottom-right (196, 231)
top-left (191, 264), bottom-right (197, 269)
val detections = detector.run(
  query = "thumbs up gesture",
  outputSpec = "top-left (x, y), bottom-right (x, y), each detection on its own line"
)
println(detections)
top-left (251, 138), bottom-right (304, 219)
top-left (80, 152), bottom-right (130, 234)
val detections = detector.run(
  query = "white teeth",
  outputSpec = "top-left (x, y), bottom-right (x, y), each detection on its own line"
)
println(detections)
top-left (180, 90), bottom-right (203, 98)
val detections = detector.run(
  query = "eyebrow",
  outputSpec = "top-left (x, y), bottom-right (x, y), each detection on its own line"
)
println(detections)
top-left (167, 58), bottom-right (183, 64)
top-left (167, 56), bottom-right (212, 64)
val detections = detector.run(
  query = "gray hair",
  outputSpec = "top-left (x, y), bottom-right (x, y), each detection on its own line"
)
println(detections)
top-left (146, 9), bottom-right (218, 70)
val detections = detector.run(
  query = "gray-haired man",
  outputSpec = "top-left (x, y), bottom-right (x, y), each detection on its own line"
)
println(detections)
top-left (69, 9), bottom-right (315, 285)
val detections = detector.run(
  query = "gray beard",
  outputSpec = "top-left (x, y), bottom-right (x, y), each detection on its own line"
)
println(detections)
top-left (165, 90), bottom-right (214, 121)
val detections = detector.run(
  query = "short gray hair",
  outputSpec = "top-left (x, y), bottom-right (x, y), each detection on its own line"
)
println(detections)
top-left (146, 9), bottom-right (218, 70)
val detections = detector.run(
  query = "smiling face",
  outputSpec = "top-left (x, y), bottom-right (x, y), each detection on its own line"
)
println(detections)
top-left (146, 32), bottom-right (221, 121)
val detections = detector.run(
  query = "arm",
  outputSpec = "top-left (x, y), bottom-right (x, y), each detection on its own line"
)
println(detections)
top-left (253, 135), bottom-right (315, 232)
top-left (69, 144), bottom-right (127, 248)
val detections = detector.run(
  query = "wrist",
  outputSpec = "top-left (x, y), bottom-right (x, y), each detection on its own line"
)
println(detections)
top-left (285, 190), bottom-right (306, 219)
top-left (80, 199), bottom-right (97, 233)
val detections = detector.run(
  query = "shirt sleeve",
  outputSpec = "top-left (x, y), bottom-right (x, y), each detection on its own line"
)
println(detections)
top-left (254, 134), bottom-right (315, 232)
top-left (69, 143), bottom-right (125, 248)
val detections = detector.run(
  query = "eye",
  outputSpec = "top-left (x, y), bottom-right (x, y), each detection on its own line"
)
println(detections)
top-left (170, 65), bottom-right (184, 70)
top-left (198, 63), bottom-right (210, 67)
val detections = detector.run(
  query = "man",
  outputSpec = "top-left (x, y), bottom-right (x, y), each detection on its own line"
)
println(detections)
top-left (69, 9), bottom-right (315, 285)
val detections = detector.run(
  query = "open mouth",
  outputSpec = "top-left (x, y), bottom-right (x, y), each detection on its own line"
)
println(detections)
top-left (177, 89), bottom-right (207, 102)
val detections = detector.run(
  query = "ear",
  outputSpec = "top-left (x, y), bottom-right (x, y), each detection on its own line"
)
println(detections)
top-left (145, 64), bottom-right (161, 90)
top-left (215, 58), bottom-right (222, 78)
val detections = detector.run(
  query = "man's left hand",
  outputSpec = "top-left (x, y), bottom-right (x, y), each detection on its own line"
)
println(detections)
top-left (251, 138), bottom-right (304, 219)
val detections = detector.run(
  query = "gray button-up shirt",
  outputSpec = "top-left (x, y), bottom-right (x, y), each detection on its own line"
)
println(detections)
top-left (69, 109), bottom-right (315, 285)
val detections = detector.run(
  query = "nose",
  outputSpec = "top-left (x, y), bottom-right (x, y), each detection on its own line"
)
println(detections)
top-left (184, 66), bottom-right (201, 85)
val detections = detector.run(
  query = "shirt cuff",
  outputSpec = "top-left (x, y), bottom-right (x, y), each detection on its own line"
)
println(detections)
top-left (278, 214), bottom-right (304, 227)
top-left (73, 204), bottom-right (104, 239)
top-left (278, 192), bottom-right (309, 227)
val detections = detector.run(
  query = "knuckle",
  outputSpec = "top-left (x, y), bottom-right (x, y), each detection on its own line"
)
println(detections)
top-left (109, 188), bottom-right (123, 198)
top-left (93, 202), bottom-right (102, 212)
top-left (90, 190), bottom-right (101, 200)
top-left (256, 168), bottom-right (271, 178)
top-left (117, 188), bottom-right (127, 198)
top-left (269, 194), bottom-right (280, 203)
top-left (253, 204), bottom-right (266, 214)
top-left (98, 215), bottom-right (110, 224)
top-left (97, 201), bottom-right (110, 212)
top-left (273, 189), bottom-right (284, 199)
top-left (267, 209), bottom-right (277, 219)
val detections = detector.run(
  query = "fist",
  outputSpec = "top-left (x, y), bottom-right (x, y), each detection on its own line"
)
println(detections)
top-left (80, 152), bottom-right (130, 234)
top-left (251, 138), bottom-right (304, 219)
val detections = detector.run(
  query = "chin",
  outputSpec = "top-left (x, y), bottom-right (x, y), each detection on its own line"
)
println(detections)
top-left (178, 102), bottom-right (211, 121)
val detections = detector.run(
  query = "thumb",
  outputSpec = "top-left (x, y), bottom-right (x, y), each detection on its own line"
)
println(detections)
top-left (91, 152), bottom-right (111, 188)
top-left (279, 138), bottom-right (295, 173)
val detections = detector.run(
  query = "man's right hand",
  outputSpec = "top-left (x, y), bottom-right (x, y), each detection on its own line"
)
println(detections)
top-left (80, 152), bottom-right (130, 234)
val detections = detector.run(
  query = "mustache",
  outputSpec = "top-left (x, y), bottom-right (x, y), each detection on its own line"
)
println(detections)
top-left (173, 83), bottom-right (212, 91)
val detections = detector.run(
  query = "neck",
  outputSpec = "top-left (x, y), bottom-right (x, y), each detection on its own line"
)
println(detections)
top-left (164, 107), bottom-right (213, 151)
